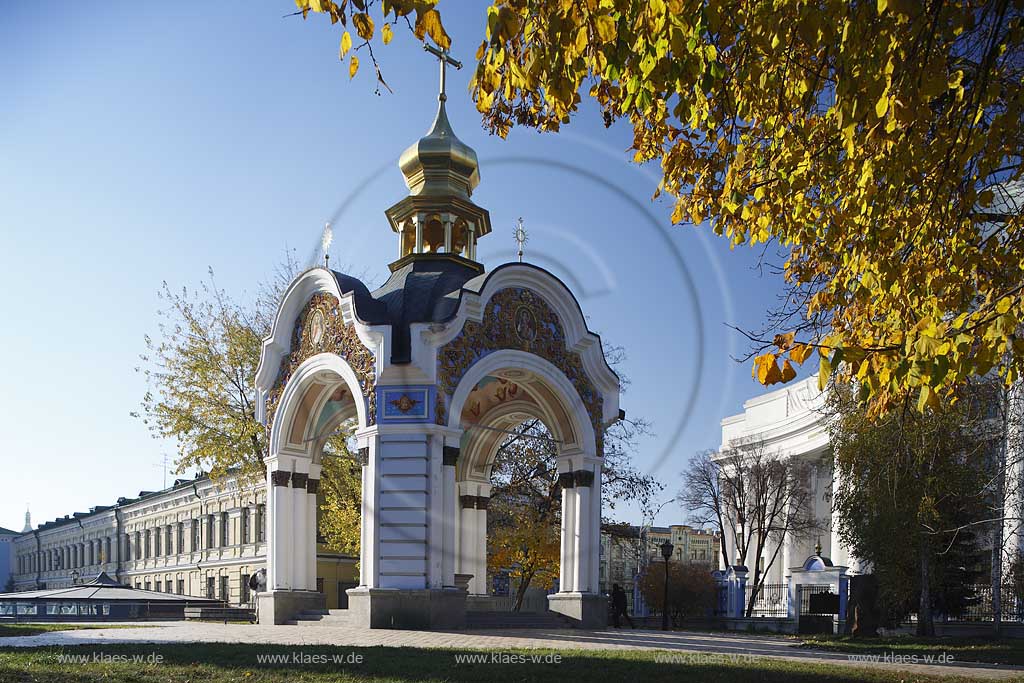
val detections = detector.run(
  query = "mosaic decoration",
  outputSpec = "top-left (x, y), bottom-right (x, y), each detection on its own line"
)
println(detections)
top-left (266, 292), bottom-right (377, 436)
top-left (436, 287), bottom-right (604, 455)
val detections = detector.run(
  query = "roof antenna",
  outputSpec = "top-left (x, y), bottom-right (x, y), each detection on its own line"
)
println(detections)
top-left (514, 217), bottom-right (528, 263)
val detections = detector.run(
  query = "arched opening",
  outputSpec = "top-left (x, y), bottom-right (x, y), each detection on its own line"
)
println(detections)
top-left (422, 216), bottom-right (445, 253)
top-left (266, 355), bottom-right (366, 609)
top-left (454, 362), bottom-right (600, 612)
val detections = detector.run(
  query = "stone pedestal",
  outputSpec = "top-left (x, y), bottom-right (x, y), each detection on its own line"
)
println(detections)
top-left (547, 592), bottom-right (606, 629)
top-left (257, 590), bottom-right (326, 625)
top-left (346, 587), bottom-right (466, 629)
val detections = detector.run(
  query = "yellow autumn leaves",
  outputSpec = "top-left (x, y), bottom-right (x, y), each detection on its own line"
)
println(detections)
top-left (294, 0), bottom-right (1023, 417)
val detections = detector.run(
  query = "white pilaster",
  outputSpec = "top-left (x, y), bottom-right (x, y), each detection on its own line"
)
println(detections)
top-left (306, 462), bottom-right (322, 592)
top-left (559, 471), bottom-right (576, 593)
top-left (266, 457), bottom-right (295, 591)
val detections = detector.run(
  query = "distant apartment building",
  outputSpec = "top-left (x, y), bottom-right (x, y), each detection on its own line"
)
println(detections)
top-left (11, 473), bottom-right (357, 608)
top-left (599, 524), bottom-right (720, 602)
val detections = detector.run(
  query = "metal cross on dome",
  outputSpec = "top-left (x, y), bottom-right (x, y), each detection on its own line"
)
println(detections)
top-left (423, 43), bottom-right (462, 103)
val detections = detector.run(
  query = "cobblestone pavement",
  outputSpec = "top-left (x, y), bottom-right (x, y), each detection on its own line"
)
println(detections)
top-left (1, 622), bottom-right (1021, 680)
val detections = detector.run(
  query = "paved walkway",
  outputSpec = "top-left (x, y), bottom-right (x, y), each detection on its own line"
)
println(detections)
top-left (2, 622), bottom-right (1021, 680)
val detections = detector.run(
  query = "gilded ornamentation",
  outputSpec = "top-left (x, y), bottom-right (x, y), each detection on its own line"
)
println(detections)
top-left (266, 292), bottom-right (377, 435)
top-left (390, 394), bottom-right (419, 414)
top-left (436, 287), bottom-right (604, 455)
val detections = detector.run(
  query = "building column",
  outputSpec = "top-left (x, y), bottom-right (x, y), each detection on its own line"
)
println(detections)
top-left (306, 463), bottom-right (321, 593)
top-left (558, 468), bottom-right (576, 593)
top-left (548, 454), bottom-right (605, 628)
top-left (457, 478), bottom-right (489, 595)
top-left (266, 458), bottom-right (295, 591)
top-left (1003, 378), bottom-right (1024, 580)
top-left (441, 443), bottom-right (458, 588)
top-left (357, 437), bottom-right (380, 588)
top-left (830, 460), bottom-right (849, 569)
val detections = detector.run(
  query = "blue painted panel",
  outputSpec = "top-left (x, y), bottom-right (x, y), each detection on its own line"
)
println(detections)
top-left (377, 386), bottom-right (434, 423)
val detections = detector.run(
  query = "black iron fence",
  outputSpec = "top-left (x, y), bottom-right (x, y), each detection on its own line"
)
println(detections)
top-left (744, 582), bottom-right (789, 617)
top-left (945, 583), bottom-right (1024, 623)
top-left (799, 584), bottom-right (839, 616)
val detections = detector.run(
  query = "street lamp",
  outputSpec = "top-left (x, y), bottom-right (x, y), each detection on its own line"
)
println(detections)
top-left (660, 540), bottom-right (674, 631)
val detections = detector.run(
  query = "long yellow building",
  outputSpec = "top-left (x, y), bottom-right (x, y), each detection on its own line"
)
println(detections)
top-left (10, 474), bottom-right (357, 609)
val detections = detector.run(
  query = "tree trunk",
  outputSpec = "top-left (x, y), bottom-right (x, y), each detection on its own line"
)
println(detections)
top-left (918, 548), bottom-right (935, 636)
top-left (513, 572), bottom-right (534, 612)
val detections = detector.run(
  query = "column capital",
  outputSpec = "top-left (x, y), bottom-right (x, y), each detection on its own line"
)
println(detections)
top-left (558, 472), bottom-right (576, 489)
top-left (270, 470), bottom-right (291, 487)
top-left (459, 495), bottom-right (489, 510)
top-left (442, 445), bottom-right (460, 467)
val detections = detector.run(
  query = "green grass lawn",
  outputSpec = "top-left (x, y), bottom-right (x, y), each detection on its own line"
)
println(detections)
top-left (801, 634), bottom-right (1024, 666)
top-left (0, 644), bottom-right (1009, 683)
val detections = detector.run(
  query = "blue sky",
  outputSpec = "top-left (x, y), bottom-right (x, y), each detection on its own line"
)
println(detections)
top-left (0, 3), bottom-right (795, 532)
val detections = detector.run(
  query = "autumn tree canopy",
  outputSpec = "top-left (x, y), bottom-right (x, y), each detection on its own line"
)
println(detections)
top-left (296, 0), bottom-right (1024, 415)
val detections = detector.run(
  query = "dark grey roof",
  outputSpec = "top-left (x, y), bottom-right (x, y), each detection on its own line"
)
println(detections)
top-left (334, 255), bottom-right (482, 363)
top-left (30, 473), bottom-right (212, 533)
top-left (0, 572), bottom-right (219, 603)
top-left (0, 527), bottom-right (19, 536)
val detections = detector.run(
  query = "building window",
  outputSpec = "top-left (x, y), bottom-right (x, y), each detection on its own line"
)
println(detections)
top-left (177, 578), bottom-right (185, 595)
top-left (241, 511), bottom-right (250, 545)
top-left (219, 575), bottom-right (229, 603)
top-left (176, 523), bottom-right (184, 554)
top-left (220, 514), bottom-right (229, 548)
top-left (144, 530), bottom-right (151, 559)
top-left (191, 520), bottom-right (200, 552)
top-left (155, 581), bottom-right (162, 593)
top-left (153, 530), bottom-right (161, 557)
top-left (165, 526), bottom-right (173, 555)
top-left (256, 505), bottom-right (266, 543)
top-left (206, 576), bottom-right (215, 599)
top-left (206, 516), bottom-right (215, 549)
top-left (241, 574), bottom-right (250, 603)
top-left (144, 581), bottom-right (151, 591)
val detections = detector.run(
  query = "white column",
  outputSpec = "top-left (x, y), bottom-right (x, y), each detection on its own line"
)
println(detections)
top-left (306, 462), bottom-right (321, 592)
top-left (358, 436), bottom-right (379, 588)
top-left (474, 485), bottom-right (489, 595)
top-left (292, 462), bottom-right (310, 592)
top-left (457, 491), bottom-right (476, 588)
top-left (266, 457), bottom-right (295, 591)
top-left (457, 479), bottom-right (489, 595)
top-left (1003, 379), bottom-right (1024, 579)
top-left (830, 461), bottom-right (848, 568)
top-left (441, 441), bottom-right (459, 587)
top-left (573, 473), bottom-right (591, 593)
top-left (588, 464), bottom-right (602, 593)
top-left (558, 469), bottom-right (576, 593)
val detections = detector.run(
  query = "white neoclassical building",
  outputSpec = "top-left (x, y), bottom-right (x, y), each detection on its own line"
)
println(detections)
top-left (720, 374), bottom-right (1024, 586)
top-left (718, 375), bottom-right (861, 582)
top-left (252, 57), bottom-right (619, 628)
